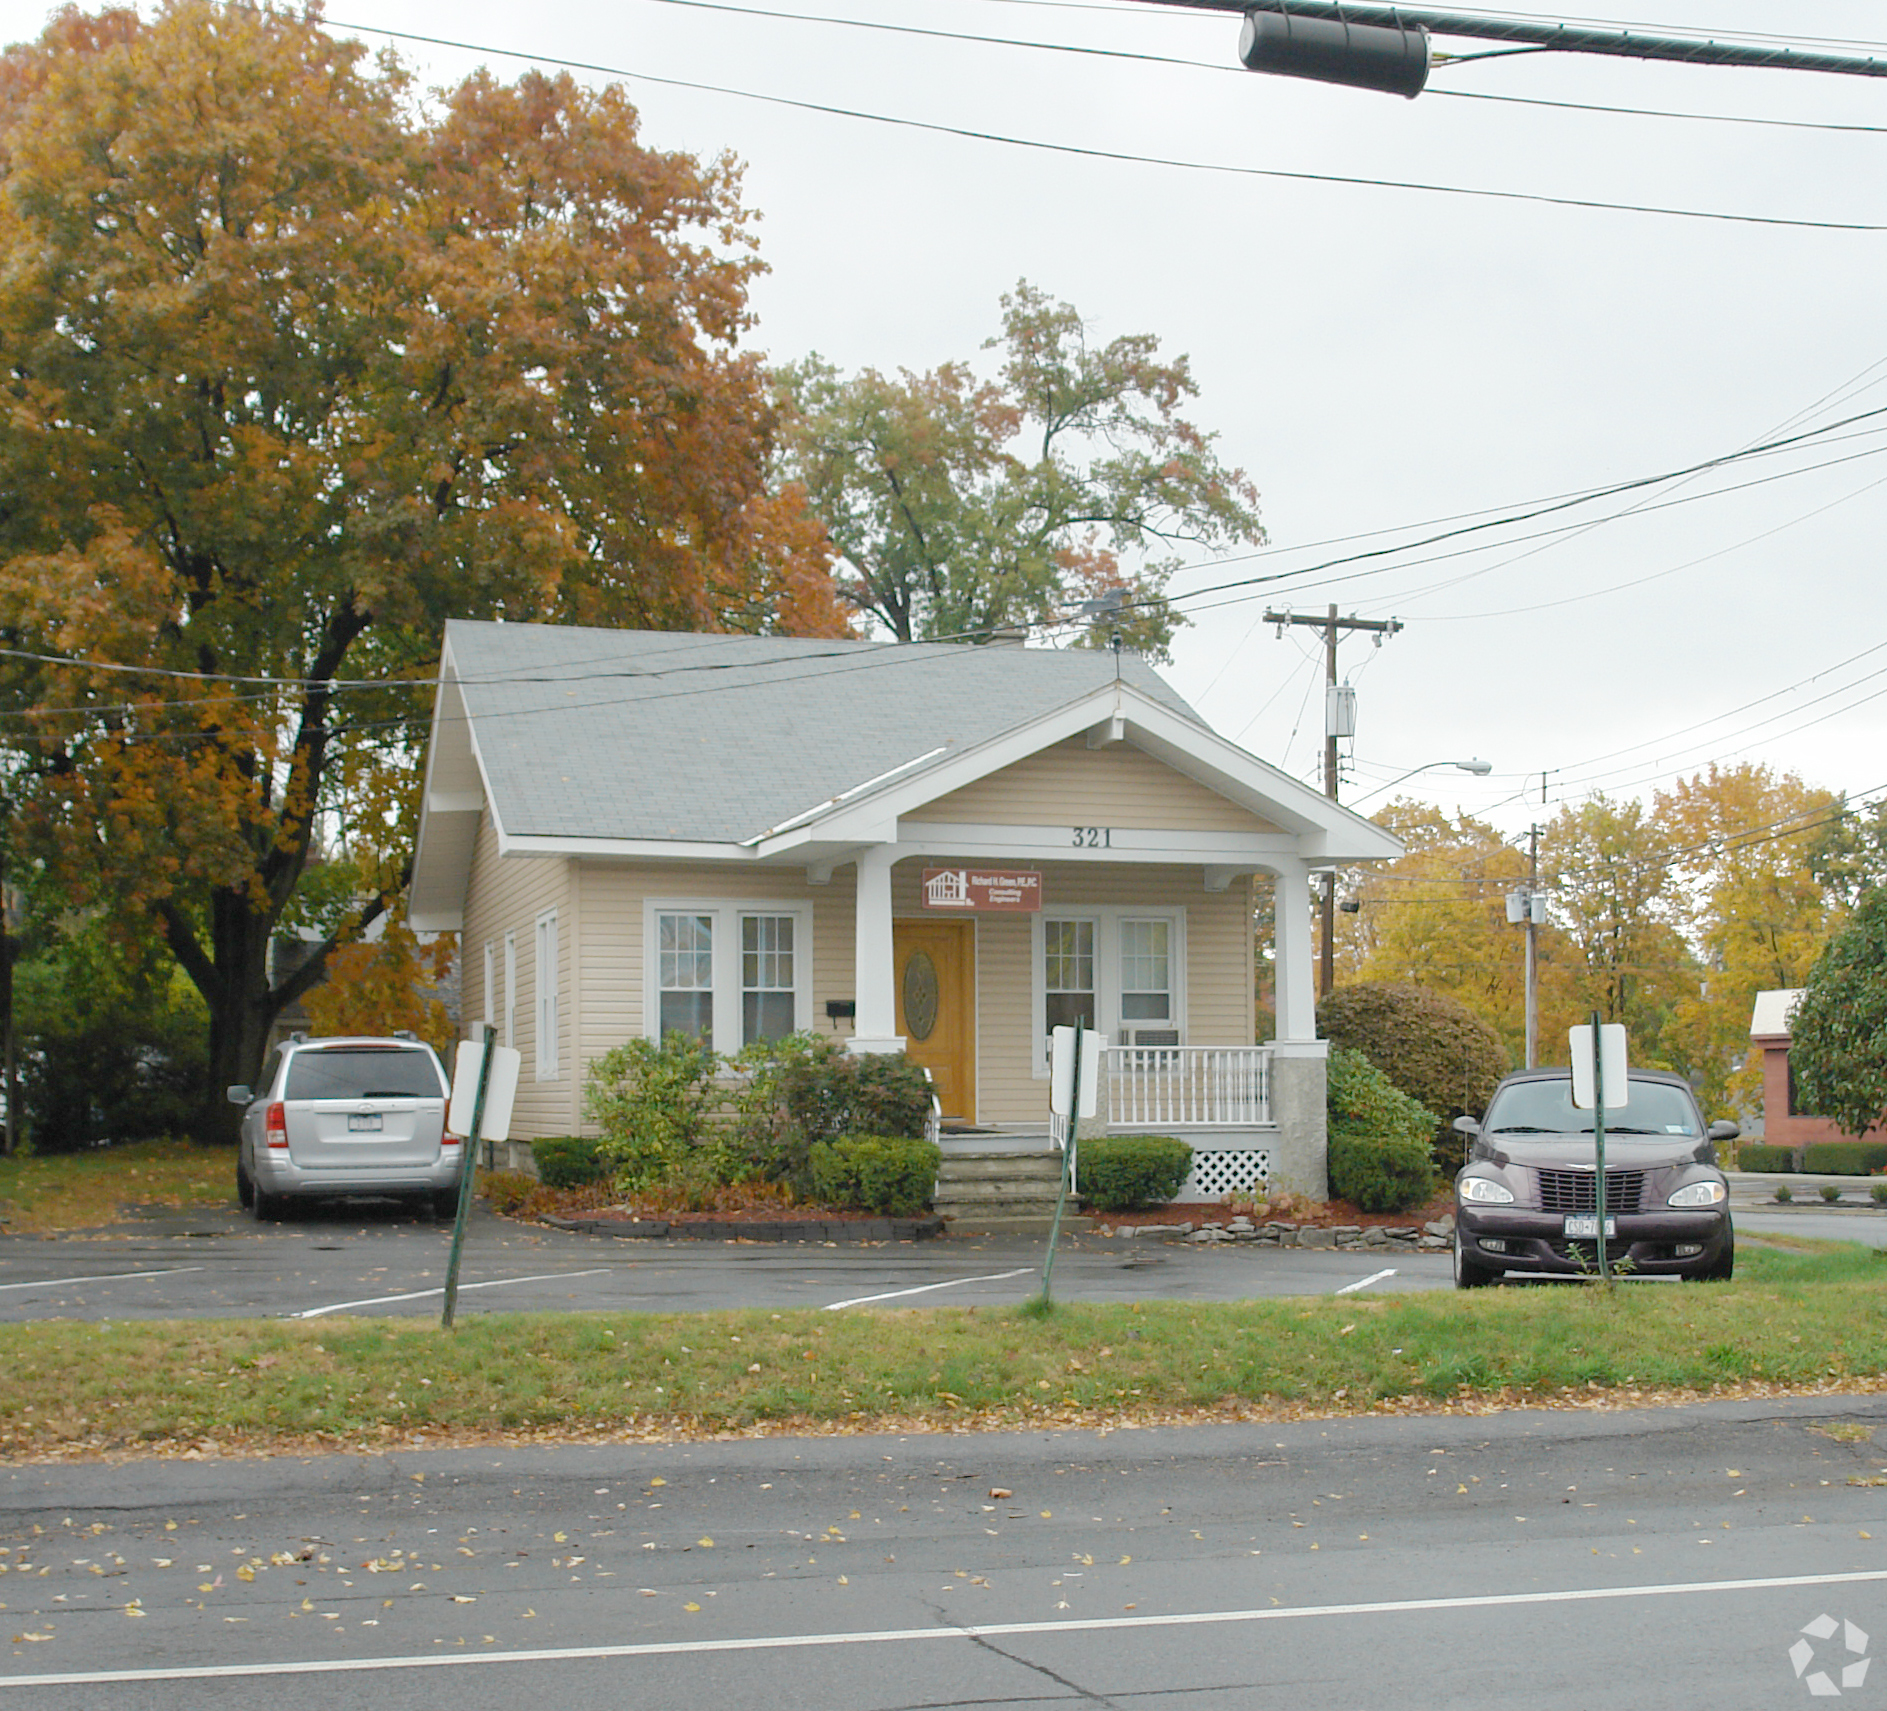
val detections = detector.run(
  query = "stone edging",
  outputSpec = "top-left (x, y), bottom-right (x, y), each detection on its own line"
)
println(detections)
top-left (542, 1215), bottom-right (945, 1244)
top-left (1104, 1214), bottom-right (1456, 1251)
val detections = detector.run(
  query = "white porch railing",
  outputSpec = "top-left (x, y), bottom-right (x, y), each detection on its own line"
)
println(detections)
top-left (1104, 1045), bottom-right (1272, 1129)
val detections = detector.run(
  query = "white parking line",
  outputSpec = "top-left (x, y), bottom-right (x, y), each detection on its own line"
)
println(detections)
top-left (0, 1266), bottom-right (205, 1293)
top-left (824, 1267), bottom-right (1035, 1310)
top-left (287, 1269), bottom-right (612, 1319)
top-left (7, 1567), bottom-right (1887, 1687)
top-left (1335, 1268), bottom-right (1397, 1295)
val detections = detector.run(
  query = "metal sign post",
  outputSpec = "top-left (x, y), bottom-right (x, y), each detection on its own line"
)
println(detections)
top-left (1040, 1019), bottom-right (1084, 1306)
top-left (1569, 1015), bottom-right (1628, 1287)
top-left (442, 1026), bottom-right (496, 1330)
top-left (1039, 1019), bottom-right (1100, 1307)
top-left (1592, 1013), bottom-right (1609, 1283)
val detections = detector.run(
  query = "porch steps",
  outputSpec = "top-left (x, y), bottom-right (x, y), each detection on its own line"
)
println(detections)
top-left (932, 1142), bottom-right (1071, 1229)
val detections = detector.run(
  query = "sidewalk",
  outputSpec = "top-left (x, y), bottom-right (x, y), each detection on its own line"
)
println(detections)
top-left (1725, 1170), bottom-right (1887, 1212)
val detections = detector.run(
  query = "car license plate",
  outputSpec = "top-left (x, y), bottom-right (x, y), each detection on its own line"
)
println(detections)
top-left (347, 1113), bottom-right (383, 1132)
top-left (1563, 1215), bottom-right (1615, 1238)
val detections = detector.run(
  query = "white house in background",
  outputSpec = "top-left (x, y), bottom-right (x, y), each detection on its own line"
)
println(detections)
top-left (408, 621), bottom-right (1404, 1197)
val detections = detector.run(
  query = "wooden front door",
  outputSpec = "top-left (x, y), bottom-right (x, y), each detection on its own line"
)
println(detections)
top-left (894, 920), bottom-right (976, 1122)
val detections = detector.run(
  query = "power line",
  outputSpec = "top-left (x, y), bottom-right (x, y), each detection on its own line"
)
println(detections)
top-left (317, 16), bottom-right (1887, 230)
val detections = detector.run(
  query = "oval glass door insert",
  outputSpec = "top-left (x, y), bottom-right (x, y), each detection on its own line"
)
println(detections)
top-left (902, 950), bottom-right (940, 1042)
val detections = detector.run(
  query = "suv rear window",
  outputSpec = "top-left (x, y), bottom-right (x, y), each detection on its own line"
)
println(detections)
top-left (284, 1047), bottom-right (445, 1101)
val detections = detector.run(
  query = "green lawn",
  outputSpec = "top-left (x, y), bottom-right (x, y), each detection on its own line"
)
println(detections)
top-left (0, 1137), bottom-right (230, 1233)
top-left (2, 1238), bottom-right (1882, 1459)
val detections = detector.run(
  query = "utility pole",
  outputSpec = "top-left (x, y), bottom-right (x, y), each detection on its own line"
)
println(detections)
top-left (1507, 826), bottom-right (1545, 1070)
top-left (1265, 605), bottom-right (1402, 998)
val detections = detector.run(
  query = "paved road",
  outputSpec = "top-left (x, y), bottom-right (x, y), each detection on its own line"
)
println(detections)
top-left (0, 1203), bottom-right (1451, 1320)
top-left (3, 1394), bottom-right (1886, 1707)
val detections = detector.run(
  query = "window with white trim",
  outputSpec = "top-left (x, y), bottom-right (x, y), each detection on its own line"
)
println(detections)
top-left (647, 901), bottom-right (811, 1049)
top-left (657, 912), bottom-right (715, 1044)
top-left (503, 932), bottom-right (517, 1050)
top-left (535, 910), bottom-right (559, 1080)
top-left (1119, 918), bottom-right (1172, 1023)
top-left (1043, 918), bottom-right (1096, 1035)
top-left (741, 914), bottom-right (797, 1047)
top-left (1033, 908), bottom-right (1185, 1070)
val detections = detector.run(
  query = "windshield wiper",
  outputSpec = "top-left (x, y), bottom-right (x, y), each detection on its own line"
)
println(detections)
top-left (1602, 1126), bottom-right (1664, 1135)
top-left (1490, 1124), bottom-right (1558, 1134)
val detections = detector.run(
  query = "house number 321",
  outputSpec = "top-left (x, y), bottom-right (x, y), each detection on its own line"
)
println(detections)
top-left (1071, 826), bottom-right (1113, 848)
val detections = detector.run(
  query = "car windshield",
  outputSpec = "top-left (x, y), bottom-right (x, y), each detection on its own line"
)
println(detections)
top-left (1484, 1077), bottom-right (1700, 1138)
top-left (285, 1047), bottom-right (444, 1101)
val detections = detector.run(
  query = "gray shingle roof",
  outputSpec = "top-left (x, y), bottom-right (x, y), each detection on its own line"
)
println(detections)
top-left (446, 620), bottom-right (1205, 844)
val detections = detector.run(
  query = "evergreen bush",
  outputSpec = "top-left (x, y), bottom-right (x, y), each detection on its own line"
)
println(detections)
top-left (583, 1032), bottom-right (721, 1191)
top-left (1802, 1140), bottom-right (1887, 1177)
top-left (1077, 1135), bottom-right (1194, 1213)
top-left (1734, 1142), bottom-right (1793, 1173)
top-left (530, 1135), bottom-right (608, 1190)
top-left (806, 1134), bottom-right (941, 1217)
top-left (1318, 982), bottom-right (1508, 1171)
top-left (731, 1033), bottom-right (932, 1188)
top-left (1325, 1045), bottom-right (1440, 1213)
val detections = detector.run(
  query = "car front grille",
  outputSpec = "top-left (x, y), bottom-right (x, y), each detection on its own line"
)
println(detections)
top-left (1536, 1168), bottom-right (1646, 1215)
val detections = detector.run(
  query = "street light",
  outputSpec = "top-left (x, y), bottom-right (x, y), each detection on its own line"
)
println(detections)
top-left (1345, 757), bottom-right (1492, 809)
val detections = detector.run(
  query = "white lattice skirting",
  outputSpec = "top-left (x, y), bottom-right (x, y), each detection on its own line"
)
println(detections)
top-left (1178, 1148), bottom-right (1271, 1201)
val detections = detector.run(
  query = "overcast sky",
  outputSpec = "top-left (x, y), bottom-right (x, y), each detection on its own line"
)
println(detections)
top-left (7, 0), bottom-right (1886, 843)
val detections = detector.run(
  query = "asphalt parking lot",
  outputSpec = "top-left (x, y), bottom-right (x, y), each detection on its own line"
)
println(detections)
top-left (0, 1200), bottom-right (1452, 1320)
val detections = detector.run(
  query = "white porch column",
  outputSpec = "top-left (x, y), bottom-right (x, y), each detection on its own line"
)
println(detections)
top-left (848, 844), bottom-right (905, 1056)
top-left (1269, 860), bottom-right (1320, 1045)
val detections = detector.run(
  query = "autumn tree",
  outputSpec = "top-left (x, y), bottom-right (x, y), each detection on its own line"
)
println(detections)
top-left (774, 283), bottom-right (1264, 656)
top-left (0, 2), bottom-right (843, 1140)
top-left (1653, 764), bottom-right (1842, 1113)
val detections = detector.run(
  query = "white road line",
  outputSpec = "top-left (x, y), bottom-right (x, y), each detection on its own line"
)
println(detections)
top-left (287, 1269), bottom-right (612, 1319)
top-left (824, 1266), bottom-right (1035, 1310)
top-left (0, 1266), bottom-right (204, 1293)
top-left (1335, 1268), bottom-right (1397, 1295)
top-left (8, 1567), bottom-right (1887, 1687)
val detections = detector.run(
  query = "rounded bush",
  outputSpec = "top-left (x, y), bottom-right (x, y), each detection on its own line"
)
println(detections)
top-left (1328, 1131), bottom-right (1436, 1213)
top-left (1319, 982), bottom-right (1509, 1170)
top-left (1077, 1135), bottom-right (1193, 1212)
top-left (807, 1134), bottom-right (941, 1217)
top-left (530, 1135), bottom-right (608, 1189)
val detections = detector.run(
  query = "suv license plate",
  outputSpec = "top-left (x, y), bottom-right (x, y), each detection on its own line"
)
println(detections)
top-left (1563, 1215), bottom-right (1615, 1239)
top-left (347, 1113), bottom-right (383, 1132)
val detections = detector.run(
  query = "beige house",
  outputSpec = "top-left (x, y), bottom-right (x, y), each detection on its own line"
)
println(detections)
top-left (409, 622), bottom-right (1402, 1196)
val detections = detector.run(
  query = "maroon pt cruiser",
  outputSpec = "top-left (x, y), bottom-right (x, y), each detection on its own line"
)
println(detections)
top-left (1452, 1067), bottom-right (1738, 1288)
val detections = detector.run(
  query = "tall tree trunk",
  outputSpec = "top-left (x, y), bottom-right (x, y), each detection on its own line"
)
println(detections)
top-left (171, 890), bottom-right (279, 1147)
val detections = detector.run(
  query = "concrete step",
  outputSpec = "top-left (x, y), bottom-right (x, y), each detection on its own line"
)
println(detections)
top-left (937, 1154), bottom-right (1065, 1183)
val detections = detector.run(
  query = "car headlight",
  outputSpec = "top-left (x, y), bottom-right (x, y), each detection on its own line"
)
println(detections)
top-left (1459, 1176), bottom-right (1515, 1205)
top-left (1667, 1179), bottom-right (1727, 1208)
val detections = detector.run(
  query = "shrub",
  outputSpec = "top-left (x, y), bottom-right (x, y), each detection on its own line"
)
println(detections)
top-left (583, 1032), bottom-right (722, 1191)
top-left (1326, 1046), bottom-right (1439, 1148)
top-left (1077, 1134), bottom-right (1194, 1212)
top-left (1735, 1142), bottom-right (1793, 1173)
top-left (1821, 1183), bottom-right (1845, 1203)
top-left (1328, 1130), bottom-right (1437, 1213)
top-left (807, 1134), bottom-right (941, 1217)
top-left (1871, 1182), bottom-right (1887, 1206)
top-left (1802, 1141), bottom-right (1887, 1177)
top-left (530, 1135), bottom-right (609, 1190)
top-left (479, 1170), bottom-right (539, 1216)
top-left (1318, 982), bottom-right (1509, 1172)
top-left (1775, 1183), bottom-right (1794, 1203)
top-left (731, 1033), bottom-right (932, 1189)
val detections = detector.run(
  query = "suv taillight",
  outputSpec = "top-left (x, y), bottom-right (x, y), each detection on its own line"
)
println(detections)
top-left (265, 1102), bottom-right (288, 1149)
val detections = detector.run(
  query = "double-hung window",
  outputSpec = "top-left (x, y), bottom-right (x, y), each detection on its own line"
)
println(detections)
top-left (650, 902), bottom-right (810, 1049)
top-left (657, 912), bottom-right (715, 1044)
top-left (1034, 908), bottom-right (1185, 1070)
top-left (535, 910), bottom-right (560, 1080)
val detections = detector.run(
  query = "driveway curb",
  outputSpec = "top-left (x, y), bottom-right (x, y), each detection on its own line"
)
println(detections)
top-left (541, 1214), bottom-right (945, 1243)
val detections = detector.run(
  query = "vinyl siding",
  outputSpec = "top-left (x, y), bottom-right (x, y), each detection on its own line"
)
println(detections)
top-left (461, 815), bottom-right (574, 1137)
top-left (569, 861), bottom-right (857, 1135)
top-left (905, 736), bottom-right (1282, 834)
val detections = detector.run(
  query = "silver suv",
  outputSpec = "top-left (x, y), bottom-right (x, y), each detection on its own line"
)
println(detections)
top-left (229, 1036), bottom-right (459, 1220)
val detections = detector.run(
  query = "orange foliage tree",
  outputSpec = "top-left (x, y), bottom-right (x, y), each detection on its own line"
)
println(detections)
top-left (0, 2), bottom-right (844, 1140)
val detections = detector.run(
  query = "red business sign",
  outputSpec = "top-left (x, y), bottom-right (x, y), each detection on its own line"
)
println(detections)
top-left (921, 867), bottom-right (1041, 913)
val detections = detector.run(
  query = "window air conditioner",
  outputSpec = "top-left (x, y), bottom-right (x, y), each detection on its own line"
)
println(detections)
top-left (1121, 1028), bottom-right (1180, 1048)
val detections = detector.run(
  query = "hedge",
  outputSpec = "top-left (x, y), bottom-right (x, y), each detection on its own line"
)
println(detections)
top-left (806, 1134), bottom-right (941, 1217)
top-left (1327, 1131), bottom-right (1436, 1213)
top-left (1734, 1142), bottom-right (1794, 1174)
top-left (1801, 1140), bottom-right (1887, 1177)
top-left (530, 1135), bottom-right (610, 1190)
top-left (1077, 1134), bottom-right (1194, 1213)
